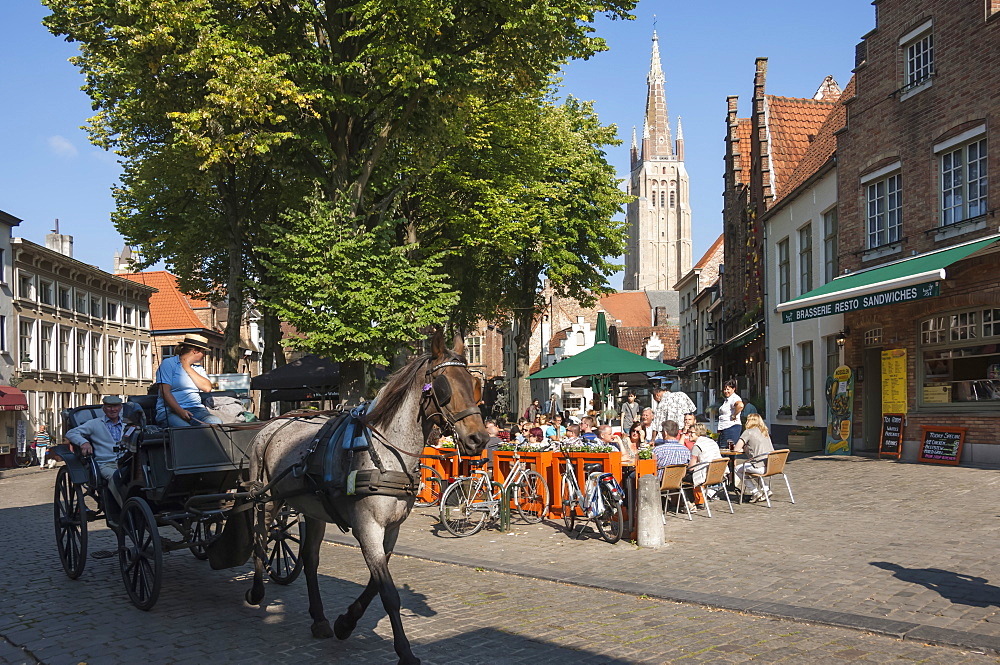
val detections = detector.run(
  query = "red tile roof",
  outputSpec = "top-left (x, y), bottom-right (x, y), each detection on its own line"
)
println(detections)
top-left (765, 96), bottom-right (838, 201)
top-left (613, 326), bottom-right (679, 359)
top-left (119, 271), bottom-right (215, 332)
top-left (599, 291), bottom-right (651, 327)
top-left (780, 77), bottom-right (855, 201)
top-left (693, 234), bottom-right (725, 270)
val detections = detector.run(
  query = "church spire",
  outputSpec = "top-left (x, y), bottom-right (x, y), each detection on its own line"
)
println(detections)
top-left (630, 125), bottom-right (639, 168)
top-left (643, 31), bottom-right (673, 159)
top-left (675, 116), bottom-right (685, 161)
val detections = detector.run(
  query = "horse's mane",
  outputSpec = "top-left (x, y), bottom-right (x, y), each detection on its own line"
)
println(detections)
top-left (364, 352), bottom-right (435, 428)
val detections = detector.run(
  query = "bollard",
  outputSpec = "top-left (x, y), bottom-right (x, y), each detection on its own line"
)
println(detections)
top-left (495, 481), bottom-right (510, 532)
top-left (636, 473), bottom-right (664, 548)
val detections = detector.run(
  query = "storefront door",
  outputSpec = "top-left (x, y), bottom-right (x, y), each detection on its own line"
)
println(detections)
top-left (861, 347), bottom-right (882, 451)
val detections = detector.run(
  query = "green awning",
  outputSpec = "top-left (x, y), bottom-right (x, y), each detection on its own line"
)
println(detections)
top-left (777, 235), bottom-right (999, 323)
top-left (530, 342), bottom-right (676, 380)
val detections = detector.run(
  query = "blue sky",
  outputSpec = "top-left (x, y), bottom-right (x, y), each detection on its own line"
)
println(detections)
top-left (2, 2), bottom-right (876, 283)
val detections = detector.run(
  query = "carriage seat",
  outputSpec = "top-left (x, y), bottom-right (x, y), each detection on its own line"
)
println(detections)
top-left (127, 394), bottom-right (158, 429)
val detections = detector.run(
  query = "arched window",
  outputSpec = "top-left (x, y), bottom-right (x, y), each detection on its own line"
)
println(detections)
top-left (576, 331), bottom-right (586, 346)
top-left (670, 191), bottom-right (676, 208)
top-left (660, 191), bottom-right (665, 207)
top-left (652, 190), bottom-right (657, 207)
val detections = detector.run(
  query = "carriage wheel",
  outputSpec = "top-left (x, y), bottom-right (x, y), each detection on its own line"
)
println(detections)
top-left (190, 515), bottom-right (224, 560)
top-left (414, 464), bottom-right (444, 507)
top-left (54, 466), bottom-right (88, 579)
top-left (265, 504), bottom-right (305, 584)
top-left (118, 497), bottom-right (162, 610)
top-left (594, 485), bottom-right (624, 545)
top-left (514, 470), bottom-right (549, 524)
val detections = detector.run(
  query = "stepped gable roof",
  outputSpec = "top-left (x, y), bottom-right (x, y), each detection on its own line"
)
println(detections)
top-left (765, 95), bottom-right (838, 201)
top-left (600, 291), bottom-right (652, 327)
top-left (613, 326), bottom-right (676, 356)
top-left (780, 77), bottom-right (855, 202)
top-left (119, 271), bottom-right (215, 332)
top-left (736, 118), bottom-right (752, 186)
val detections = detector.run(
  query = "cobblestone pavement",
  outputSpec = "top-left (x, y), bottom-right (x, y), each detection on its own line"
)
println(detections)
top-left (1, 458), bottom-right (999, 664)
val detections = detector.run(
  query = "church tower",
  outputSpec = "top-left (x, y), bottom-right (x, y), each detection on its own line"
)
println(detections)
top-left (623, 32), bottom-right (693, 291)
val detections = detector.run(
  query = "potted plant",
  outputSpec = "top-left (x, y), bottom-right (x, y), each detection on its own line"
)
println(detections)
top-left (776, 405), bottom-right (792, 418)
top-left (787, 426), bottom-right (823, 452)
top-left (796, 404), bottom-right (815, 418)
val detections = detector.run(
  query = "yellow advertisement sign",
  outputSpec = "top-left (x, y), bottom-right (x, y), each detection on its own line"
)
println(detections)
top-left (825, 365), bottom-right (854, 455)
top-left (881, 348), bottom-right (907, 414)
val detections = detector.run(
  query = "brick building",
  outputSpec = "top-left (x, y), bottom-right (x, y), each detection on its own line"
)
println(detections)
top-left (777, 0), bottom-right (1000, 461)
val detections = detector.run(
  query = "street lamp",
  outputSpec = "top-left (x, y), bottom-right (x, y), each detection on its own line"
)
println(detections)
top-left (705, 322), bottom-right (715, 345)
top-left (835, 328), bottom-right (850, 348)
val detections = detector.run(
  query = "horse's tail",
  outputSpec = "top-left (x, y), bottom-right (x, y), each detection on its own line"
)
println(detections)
top-left (207, 498), bottom-right (255, 570)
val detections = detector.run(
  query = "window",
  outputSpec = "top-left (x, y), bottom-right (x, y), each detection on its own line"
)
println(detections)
top-left (140, 342), bottom-right (151, 380)
top-left (562, 394), bottom-right (583, 414)
top-left (941, 138), bottom-right (988, 225)
top-left (125, 340), bottom-right (135, 377)
top-left (59, 287), bottom-right (71, 310)
top-left (800, 341), bottom-right (814, 409)
top-left (777, 239), bottom-right (790, 303)
top-left (660, 191), bottom-right (665, 207)
top-left (138, 310), bottom-right (148, 328)
top-left (865, 328), bottom-right (884, 346)
top-left (669, 190), bottom-right (675, 208)
top-left (780, 346), bottom-right (791, 410)
top-left (826, 336), bottom-right (840, 379)
top-left (76, 332), bottom-right (88, 374)
top-left (905, 30), bottom-right (933, 87)
top-left (798, 224), bottom-right (813, 295)
top-left (123, 306), bottom-right (133, 325)
top-left (866, 173), bottom-right (902, 248)
top-left (161, 345), bottom-right (176, 358)
top-left (76, 291), bottom-right (88, 314)
top-left (90, 297), bottom-right (102, 318)
top-left (652, 188), bottom-right (657, 207)
top-left (91, 334), bottom-right (102, 375)
top-left (108, 337), bottom-right (120, 376)
top-left (40, 324), bottom-right (53, 370)
top-left (920, 306), bottom-right (1000, 408)
top-left (0, 249), bottom-right (4, 282)
top-left (107, 301), bottom-right (119, 323)
top-left (823, 208), bottom-right (839, 283)
top-left (39, 281), bottom-right (54, 306)
top-left (18, 274), bottom-right (33, 300)
top-left (0, 315), bottom-right (5, 352)
top-left (59, 328), bottom-right (71, 372)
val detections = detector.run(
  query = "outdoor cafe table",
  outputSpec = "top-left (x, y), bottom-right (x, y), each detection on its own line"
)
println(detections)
top-left (720, 449), bottom-right (739, 492)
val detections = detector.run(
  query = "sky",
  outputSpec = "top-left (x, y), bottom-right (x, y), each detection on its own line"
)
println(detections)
top-left (1, 2), bottom-right (877, 284)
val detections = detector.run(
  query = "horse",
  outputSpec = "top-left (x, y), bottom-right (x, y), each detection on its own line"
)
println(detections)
top-left (244, 332), bottom-right (488, 665)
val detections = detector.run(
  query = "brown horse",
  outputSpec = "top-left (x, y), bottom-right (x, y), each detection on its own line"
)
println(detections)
top-left (245, 332), bottom-right (488, 664)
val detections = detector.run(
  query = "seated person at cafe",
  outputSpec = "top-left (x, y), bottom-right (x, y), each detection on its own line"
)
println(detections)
top-left (638, 407), bottom-right (656, 444)
top-left (559, 423), bottom-right (584, 447)
top-left (679, 412), bottom-right (698, 450)
top-left (652, 420), bottom-right (691, 468)
top-left (580, 416), bottom-right (598, 442)
top-left (544, 414), bottom-right (567, 441)
top-left (687, 423), bottom-right (725, 502)
top-left (154, 334), bottom-right (223, 428)
top-left (733, 413), bottom-right (775, 501)
top-left (596, 424), bottom-right (627, 458)
top-left (625, 422), bottom-right (645, 460)
top-left (512, 418), bottom-right (531, 444)
top-left (526, 427), bottom-right (546, 447)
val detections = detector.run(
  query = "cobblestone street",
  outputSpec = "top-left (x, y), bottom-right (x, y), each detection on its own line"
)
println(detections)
top-left (2, 454), bottom-right (1000, 664)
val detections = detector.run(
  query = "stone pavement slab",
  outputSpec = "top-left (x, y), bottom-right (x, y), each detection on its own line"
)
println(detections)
top-left (324, 453), bottom-right (1000, 654)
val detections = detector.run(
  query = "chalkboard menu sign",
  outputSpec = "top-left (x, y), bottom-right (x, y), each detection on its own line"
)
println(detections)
top-left (918, 426), bottom-right (966, 465)
top-left (879, 414), bottom-right (904, 459)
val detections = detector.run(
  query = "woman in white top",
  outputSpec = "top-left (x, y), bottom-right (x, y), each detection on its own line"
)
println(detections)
top-left (717, 379), bottom-right (744, 449)
top-left (687, 423), bottom-right (723, 487)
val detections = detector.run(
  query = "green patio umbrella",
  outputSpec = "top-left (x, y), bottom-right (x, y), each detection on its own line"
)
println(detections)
top-left (530, 337), bottom-right (676, 418)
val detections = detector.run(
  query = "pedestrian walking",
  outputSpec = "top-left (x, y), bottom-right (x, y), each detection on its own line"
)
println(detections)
top-left (620, 393), bottom-right (640, 431)
top-left (32, 425), bottom-right (52, 469)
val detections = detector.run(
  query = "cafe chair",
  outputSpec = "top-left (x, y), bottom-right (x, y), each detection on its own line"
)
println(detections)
top-left (683, 457), bottom-right (734, 517)
top-left (743, 449), bottom-right (794, 508)
top-left (658, 464), bottom-right (692, 521)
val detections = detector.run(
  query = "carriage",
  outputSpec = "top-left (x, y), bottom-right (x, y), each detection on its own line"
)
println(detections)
top-left (52, 396), bottom-right (304, 610)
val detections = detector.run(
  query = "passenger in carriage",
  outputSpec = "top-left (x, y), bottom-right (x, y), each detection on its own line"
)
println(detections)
top-left (64, 395), bottom-right (129, 507)
top-left (154, 334), bottom-right (223, 428)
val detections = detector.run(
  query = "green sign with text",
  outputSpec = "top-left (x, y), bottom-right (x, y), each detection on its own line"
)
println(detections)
top-left (781, 281), bottom-right (940, 323)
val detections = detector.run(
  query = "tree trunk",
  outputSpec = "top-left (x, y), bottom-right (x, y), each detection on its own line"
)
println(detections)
top-left (257, 306), bottom-right (285, 420)
top-left (512, 309), bottom-right (535, 420)
top-left (339, 360), bottom-right (368, 406)
top-left (223, 230), bottom-right (243, 373)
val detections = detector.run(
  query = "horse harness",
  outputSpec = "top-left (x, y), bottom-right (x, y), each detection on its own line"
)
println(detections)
top-left (247, 358), bottom-right (478, 530)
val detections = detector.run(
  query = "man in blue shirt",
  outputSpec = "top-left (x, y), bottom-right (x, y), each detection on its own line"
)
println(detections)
top-left (155, 334), bottom-right (223, 427)
top-left (652, 420), bottom-right (691, 468)
top-left (65, 396), bottom-right (132, 507)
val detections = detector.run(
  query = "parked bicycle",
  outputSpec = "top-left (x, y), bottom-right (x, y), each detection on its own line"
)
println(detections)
top-left (557, 443), bottom-right (625, 544)
top-left (439, 444), bottom-right (549, 537)
top-left (414, 460), bottom-right (445, 507)
top-left (15, 439), bottom-right (35, 468)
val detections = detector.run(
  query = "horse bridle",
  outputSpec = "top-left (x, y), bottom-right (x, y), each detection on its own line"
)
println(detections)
top-left (422, 359), bottom-right (482, 433)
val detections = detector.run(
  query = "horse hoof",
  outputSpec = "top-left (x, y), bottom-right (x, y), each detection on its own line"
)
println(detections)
top-left (245, 588), bottom-right (264, 606)
top-left (398, 656), bottom-right (420, 665)
top-left (311, 619), bottom-right (334, 639)
top-left (333, 614), bottom-right (355, 640)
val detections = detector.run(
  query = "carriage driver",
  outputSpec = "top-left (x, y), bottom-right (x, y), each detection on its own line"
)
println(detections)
top-left (64, 395), bottom-right (128, 508)
top-left (154, 334), bottom-right (223, 428)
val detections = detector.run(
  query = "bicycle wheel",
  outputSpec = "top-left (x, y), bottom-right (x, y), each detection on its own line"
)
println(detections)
top-left (440, 477), bottom-right (489, 537)
top-left (414, 464), bottom-right (444, 507)
top-left (560, 477), bottom-right (578, 533)
top-left (514, 470), bottom-right (549, 524)
top-left (594, 484), bottom-right (624, 544)
top-left (16, 449), bottom-right (36, 468)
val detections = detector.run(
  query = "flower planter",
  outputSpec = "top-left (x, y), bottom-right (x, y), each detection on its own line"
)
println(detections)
top-left (787, 431), bottom-right (823, 452)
